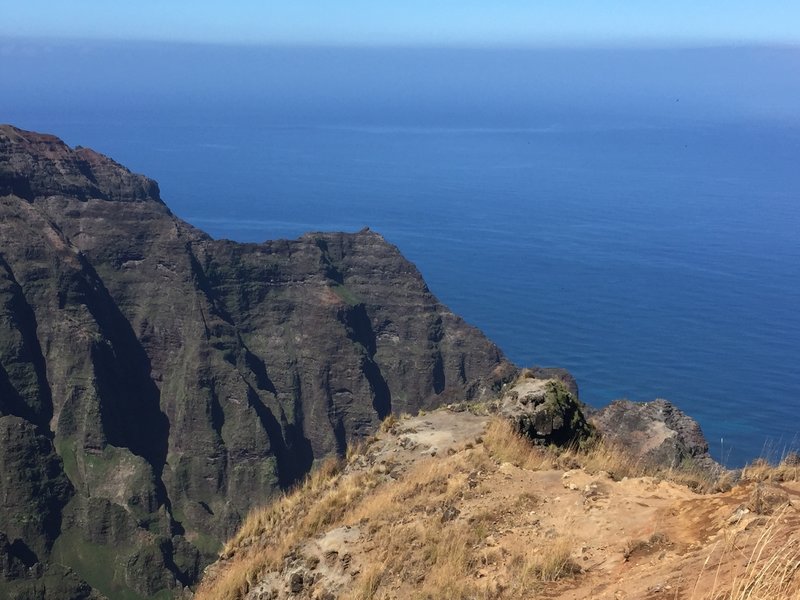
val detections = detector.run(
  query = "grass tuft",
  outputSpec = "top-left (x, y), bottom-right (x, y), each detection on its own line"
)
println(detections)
top-left (693, 507), bottom-right (800, 599)
top-left (483, 417), bottom-right (721, 491)
top-left (741, 456), bottom-right (800, 484)
top-left (526, 537), bottom-right (581, 582)
top-left (200, 412), bottom-right (800, 600)
top-left (196, 455), bottom-right (380, 600)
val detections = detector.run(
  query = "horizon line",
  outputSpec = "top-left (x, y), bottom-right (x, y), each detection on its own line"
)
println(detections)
top-left (4, 33), bottom-right (800, 52)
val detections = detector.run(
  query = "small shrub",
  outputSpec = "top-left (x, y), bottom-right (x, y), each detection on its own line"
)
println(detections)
top-left (380, 413), bottom-right (398, 433)
top-left (509, 537), bottom-right (580, 595)
top-left (623, 532), bottom-right (670, 561)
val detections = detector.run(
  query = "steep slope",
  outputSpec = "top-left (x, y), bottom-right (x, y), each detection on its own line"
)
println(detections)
top-left (0, 124), bottom-right (516, 599)
top-left (199, 406), bottom-right (800, 600)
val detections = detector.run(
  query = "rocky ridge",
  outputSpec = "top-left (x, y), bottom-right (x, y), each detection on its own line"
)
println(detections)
top-left (0, 124), bottom-right (731, 600)
top-left (0, 125), bottom-right (516, 599)
top-left (589, 398), bottom-right (720, 474)
top-left (198, 398), bottom-right (797, 600)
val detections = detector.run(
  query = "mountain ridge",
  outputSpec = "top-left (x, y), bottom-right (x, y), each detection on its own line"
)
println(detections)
top-left (197, 403), bottom-right (799, 600)
top-left (0, 124), bottom-right (515, 599)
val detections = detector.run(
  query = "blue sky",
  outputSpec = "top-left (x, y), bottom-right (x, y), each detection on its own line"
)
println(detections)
top-left (2, 1), bottom-right (799, 46)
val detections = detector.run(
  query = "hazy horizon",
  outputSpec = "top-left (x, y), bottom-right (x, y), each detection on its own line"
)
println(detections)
top-left (5, 33), bottom-right (800, 50)
top-left (4, 1), bottom-right (800, 46)
top-left (4, 40), bottom-right (800, 132)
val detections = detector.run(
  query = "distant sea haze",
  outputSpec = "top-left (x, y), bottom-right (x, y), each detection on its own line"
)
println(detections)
top-left (4, 41), bottom-right (799, 466)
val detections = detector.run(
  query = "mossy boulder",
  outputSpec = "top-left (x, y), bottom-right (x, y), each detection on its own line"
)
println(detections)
top-left (499, 377), bottom-right (595, 447)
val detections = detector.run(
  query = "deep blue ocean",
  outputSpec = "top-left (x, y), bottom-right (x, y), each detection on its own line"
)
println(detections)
top-left (3, 41), bottom-right (799, 466)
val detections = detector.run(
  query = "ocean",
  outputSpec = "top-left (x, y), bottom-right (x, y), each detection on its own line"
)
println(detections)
top-left (3, 41), bottom-right (799, 466)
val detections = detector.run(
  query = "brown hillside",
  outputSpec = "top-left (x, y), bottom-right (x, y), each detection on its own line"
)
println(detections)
top-left (198, 407), bottom-right (800, 600)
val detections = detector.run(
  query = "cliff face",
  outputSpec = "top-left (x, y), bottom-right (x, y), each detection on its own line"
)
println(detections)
top-left (0, 125), bottom-right (516, 599)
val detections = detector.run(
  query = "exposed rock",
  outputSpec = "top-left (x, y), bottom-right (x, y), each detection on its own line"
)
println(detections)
top-left (0, 416), bottom-right (72, 559)
top-left (0, 125), bottom-right (517, 598)
top-left (201, 408), bottom-right (799, 600)
top-left (288, 570), bottom-right (305, 593)
top-left (498, 377), bottom-right (594, 447)
top-left (519, 366), bottom-right (579, 399)
top-left (0, 530), bottom-right (103, 600)
top-left (747, 483), bottom-right (789, 515)
top-left (440, 504), bottom-right (461, 523)
top-left (589, 399), bottom-right (720, 473)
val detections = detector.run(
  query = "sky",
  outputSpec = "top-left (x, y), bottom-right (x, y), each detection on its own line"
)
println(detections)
top-left (2, 1), bottom-right (799, 47)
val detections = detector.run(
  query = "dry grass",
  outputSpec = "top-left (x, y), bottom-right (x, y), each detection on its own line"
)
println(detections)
top-left (482, 418), bottom-right (553, 471)
top-left (222, 456), bottom-right (342, 557)
top-left (521, 537), bottom-right (580, 583)
top-left (692, 508), bottom-right (800, 600)
top-left (344, 562), bottom-right (388, 600)
top-left (199, 553), bottom-right (263, 600)
top-left (502, 537), bottom-right (580, 599)
top-left (199, 411), bottom-right (800, 600)
top-left (346, 504), bottom-right (487, 599)
top-left (483, 417), bottom-right (720, 492)
top-left (622, 532), bottom-right (670, 561)
top-left (344, 451), bottom-right (583, 600)
top-left (410, 524), bottom-right (484, 600)
top-left (342, 453), bottom-right (494, 600)
top-left (740, 456), bottom-right (800, 483)
top-left (483, 417), bottom-right (645, 478)
top-left (349, 455), bottom-right (471, 525)
top-left (380, 412), bottom-right (399, 432)
top-left (346, 435), bottom-right (376, 461)
top-left (201, 444), bottom-right (482, 600)
top-left (196, 455), bottom-right (381, 600)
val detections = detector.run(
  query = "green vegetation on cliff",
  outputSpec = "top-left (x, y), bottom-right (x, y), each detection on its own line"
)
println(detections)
top-left (0, 124), bottom-right (515, 598)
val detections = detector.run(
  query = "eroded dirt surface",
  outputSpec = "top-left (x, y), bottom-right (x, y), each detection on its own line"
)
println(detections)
top-left (232, 409), bottom-right (800, 600)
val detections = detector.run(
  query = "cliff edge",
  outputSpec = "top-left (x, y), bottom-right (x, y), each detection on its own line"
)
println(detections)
top-left (0, 125), bottom-right (516, 599)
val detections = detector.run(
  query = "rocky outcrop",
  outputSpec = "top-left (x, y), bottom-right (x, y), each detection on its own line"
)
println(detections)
top-left (589, 399), bottom-right (719, 474)
top-left (517, 366), bottom-right (579, 399)
top-left (198, 407), bottom-right (768, 600)
top-left (496, 373), bottom-right (719, 477)
top-left (498, 376), bottom-right (594, 448)
top-left (0, 125), bottom-right (516, 598)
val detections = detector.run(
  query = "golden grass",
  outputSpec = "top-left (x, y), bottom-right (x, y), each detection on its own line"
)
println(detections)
top-left (499, 536), bottom-right (580, 599)
top-left (341, 452), bottom-right (494, 600)
top-left (343, 450), bottom-right (583, 600)
top-left (200, 553), bottom-right (263, 600)
top-left (740, 457), bottom-right (800, 483)
top-left (692, 508), bottom-right (800, 600)
top-left (343, 562), bottom-right (388, 600)
top-left (379, 412), bottom-right (399, 432)
top-left (483, 416), bottom-right (648, 478)
top-left (203, 444), bottom-right (494, 599)
top-left (349, 455), bottom-right (471, 526)
top-left (196, 456), bottom-right (381, 600)
top-left (482, 418), bottom-right (552, 471)
top-left (410, 524), bottom-right (484, 600)
top-left (531, 540), bottom-right (580, 583)
top-left (199, 410), bottom-right (800, 600)
top-left (483, 417), bottom-right (721, 492)
top-left (522, 537), bottom-right (580, 583)
top-left (222, 456), bottom-right (341, 556)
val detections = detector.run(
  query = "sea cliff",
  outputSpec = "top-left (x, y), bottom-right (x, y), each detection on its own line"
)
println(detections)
top-left (0, 125), bottom-right (514, 598)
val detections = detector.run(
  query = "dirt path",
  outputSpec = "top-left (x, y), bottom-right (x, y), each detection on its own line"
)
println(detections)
top-left (205, 408), bottom-right (800, 600)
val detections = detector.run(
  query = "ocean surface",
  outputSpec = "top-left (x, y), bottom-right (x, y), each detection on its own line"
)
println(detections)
top-left (3, 41), bottom-right (799, 466)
